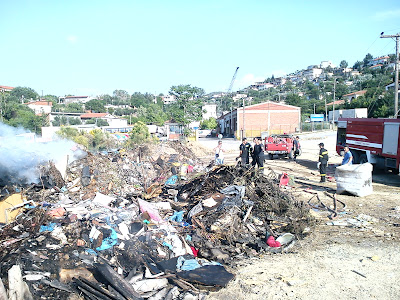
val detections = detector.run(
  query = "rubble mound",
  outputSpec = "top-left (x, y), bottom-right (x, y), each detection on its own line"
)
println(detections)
top-left (0, 144), bottom-right (315, 299)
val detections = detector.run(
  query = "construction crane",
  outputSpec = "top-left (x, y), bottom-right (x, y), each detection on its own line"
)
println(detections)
top-left (227, 67), bottom-right (239, 95)
top-left (220, 67), bottom-right (239, 114)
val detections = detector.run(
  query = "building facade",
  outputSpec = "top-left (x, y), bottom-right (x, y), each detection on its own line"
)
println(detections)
top-left (26, 101), bottom-right (53, 115)
top-left (219, 101), bottom-right (301, 138)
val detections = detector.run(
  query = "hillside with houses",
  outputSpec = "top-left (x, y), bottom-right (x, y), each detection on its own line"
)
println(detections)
top-left (0, 52), bottom-right (398, 143)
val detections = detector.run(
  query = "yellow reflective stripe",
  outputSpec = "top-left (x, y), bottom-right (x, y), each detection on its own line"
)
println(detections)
top-left (319, 155), bottom-right (323, 157)
top-left (320, 174), bottom-right (326, 176)
top-left (321, 151), bottom-right (328, 155)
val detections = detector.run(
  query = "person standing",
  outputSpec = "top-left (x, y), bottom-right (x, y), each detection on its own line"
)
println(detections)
top-left (341, 145), bottom-right (353, 165)
top-left (253, 137), bottom-right (264, 169)
top-left (318, 142), bottom-right (329, 182)
top-left (293, 136), bottom-right (301, 162)
top-left (251, 137), bottom-right (257, 166)
top-left (239, 137), bottom-right (252, 166)
top-left (214, 140), bottom-right (225, 165)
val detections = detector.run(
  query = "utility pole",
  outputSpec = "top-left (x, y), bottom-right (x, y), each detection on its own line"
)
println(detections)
top-left (242, 98), bottom-right (245, 139)
top-left (381, 32), bottom-right (400, 117)
top-left (333, 78), bottom-right (336, 125)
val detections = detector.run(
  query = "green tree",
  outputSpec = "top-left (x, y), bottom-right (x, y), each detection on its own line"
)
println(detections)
top-left (56, 126), bottom-right (80, 139)
top-left (89, 129), bottom-right (113, 150)
top-left (42, 95), bottom-right (59, 104)
top-left (353, 61), bottom-right (362, 71)
top-left (1, 102), bottom-right (45, 133)
top-left (127, 121), bottom-right (152, 145)
top-left (10, 87), bottom-right (39, 102)
top-left (131, 92), bottom-right (154, 108)
top-left (200, 117), bottom-right (217, 129)
top-left (325, 65), bottom-right (333, 73)
top-left (64, 103), bottom-right (84, 113)
top-left (335, 82), bottom-right (350, 99)
top-left (85, 118), bottom-right (109, 126)
top-left (99, 94), bottom-right (113, 105)
top-left (85, 99), bottom-right (106, 113)
top-left (363, 53), bottom-right (373, 66)
top-left (167, 84), bottom-right (205, 130)
top-left (136, 104), bottom-right (167, 126)
top-left (305, 81), bottom-right (320, 99)
top-left (69, 117), bottom-right (82, 125)
top-left (283, 80), bottom-right (294, 92)
top-left (285, 94), bottom-right (303, 107)
top-left (340, 60), bottom-right (348, 69)
top-left (57, 127), bottom-right (91, 149)
top-left (96, 119), bottom-right (109, 126)
top-left (113, 90), bottom-right (130, 102)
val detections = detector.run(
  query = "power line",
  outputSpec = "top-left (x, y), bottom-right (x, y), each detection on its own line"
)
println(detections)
top-left (380, 33), bottom-right (400, 118)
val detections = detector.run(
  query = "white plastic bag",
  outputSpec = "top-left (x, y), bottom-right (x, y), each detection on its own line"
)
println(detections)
top-left (335, 163), bottom-right (373, 197)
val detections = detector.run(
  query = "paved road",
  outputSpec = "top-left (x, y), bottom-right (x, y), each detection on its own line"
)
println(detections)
top-left (197, 131), bottom-right (338, 164)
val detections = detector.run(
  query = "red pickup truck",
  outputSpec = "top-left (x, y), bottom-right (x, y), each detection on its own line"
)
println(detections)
top-left (264, 134), bottom-right (295, 160)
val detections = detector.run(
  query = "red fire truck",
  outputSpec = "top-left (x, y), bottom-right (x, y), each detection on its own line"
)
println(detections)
top-left (264, 134), bottom-right (295, 160)
top-left (336, 118), bottom-right (400, 173)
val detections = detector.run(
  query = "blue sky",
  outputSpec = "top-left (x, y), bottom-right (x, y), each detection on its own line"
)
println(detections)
top-left (1, 0), bottom-right (400, 97)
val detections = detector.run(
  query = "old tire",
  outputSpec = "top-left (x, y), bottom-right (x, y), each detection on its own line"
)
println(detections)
top-left (351, 150), bottom-right (359, 164)
top-left (359, 153), bottom-right (368, 164)
top-left (288, 150), bottom-right (294, 159)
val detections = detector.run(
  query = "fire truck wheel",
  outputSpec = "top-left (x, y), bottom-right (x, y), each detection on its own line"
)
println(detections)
top-left (350, 150), bottom-right (359, 164)
top-left (288, 150), bottom-right (294, 159)
top-left (359, 154), bottom-right (368, 164)
top-left (268, 153), bottom-right (273, 160)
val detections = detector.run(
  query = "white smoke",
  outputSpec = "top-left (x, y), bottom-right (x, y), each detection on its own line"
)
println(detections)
top-left (0, 122), bottom-right (86, 185)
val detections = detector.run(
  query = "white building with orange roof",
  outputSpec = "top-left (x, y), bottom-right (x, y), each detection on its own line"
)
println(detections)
top-left (26, 100), bottom-right (53, 115)
top-left (0, 85), bottom-right (14, 92)
top-left (342, 90), bottom-right (367, 103)
top-left (80, 112), bottom-right (128, 127)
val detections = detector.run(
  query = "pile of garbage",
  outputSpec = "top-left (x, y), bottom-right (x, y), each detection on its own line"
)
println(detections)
top-left (0, 142), bottom-right (314, 299)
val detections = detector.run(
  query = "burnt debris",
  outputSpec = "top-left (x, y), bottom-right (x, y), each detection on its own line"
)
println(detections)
top-left (0, 141), bottom-right (314, 299)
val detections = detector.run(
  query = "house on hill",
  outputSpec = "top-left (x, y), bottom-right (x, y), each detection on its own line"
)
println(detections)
top-left (370, 56), bottom-right (389, 66)
top-left (59, 96), bottom-right (94, 104)
top-left (218, 101), bottom-right (300, 138)
top-left (369, 64), bottom-right (383, 70)
top-left (0, 85), bottom-right (14, 92)
top-left (342, 90), bottom-right (367, 103)
top-left (26, 100), bottom-right (53, 115)
top-left (80, 113), bottom-right (128, 127)
top-left (327, 100), bottom-right (345, 106)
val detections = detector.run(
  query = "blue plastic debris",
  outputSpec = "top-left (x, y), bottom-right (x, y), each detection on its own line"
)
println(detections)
top-left (169, 211), bottom-right (184, 222)
top-left (162, 241), bottom-right (173, 250)
top-left (85, 248), bottom-right (97, 255)
top-left (39, 223), bottom-right (57, 232)
top-left (165, 175), bottom-right (178, 185)
top-left (176, 256), bottom-right (201, 271)
top-left (96, 228), bottom-right (118, 251)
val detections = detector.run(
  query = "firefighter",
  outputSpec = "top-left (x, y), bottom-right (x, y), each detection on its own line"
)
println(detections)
top-left (253, 137), bottom-right (265, 169)
top-left (318, 142), bottom-right (329, 182)
top-left (239, 137), bottom-right (252, 166)
top-left (293, 136), bottom-right (301, 162)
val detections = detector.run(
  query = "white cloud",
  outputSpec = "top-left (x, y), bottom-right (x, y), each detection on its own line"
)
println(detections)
top-left (235, 73), bottom-right (265, 90)
top-left (373, 9), bottom-right (400, 21)
top-left (66, 35), bottom-right (78, 44)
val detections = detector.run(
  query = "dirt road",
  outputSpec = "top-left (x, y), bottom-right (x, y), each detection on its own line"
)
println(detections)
top-left (196, 132), bottom-right (400, 300)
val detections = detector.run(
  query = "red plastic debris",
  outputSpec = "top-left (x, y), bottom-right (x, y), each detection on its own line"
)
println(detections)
top-left (266, 236), bottom-right (281, 248)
